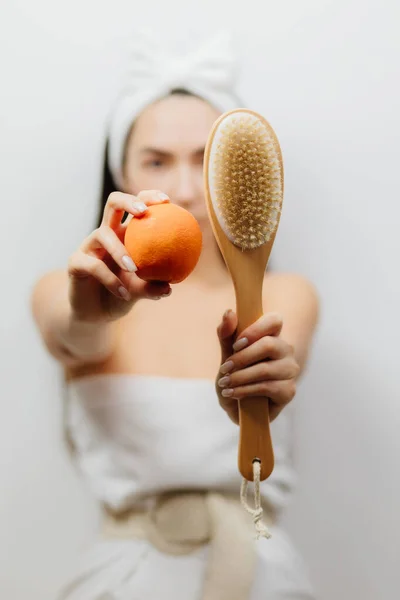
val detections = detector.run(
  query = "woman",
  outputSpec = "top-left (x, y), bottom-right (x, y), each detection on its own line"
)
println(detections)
top-left (31, 32), bottom-right (319, 600)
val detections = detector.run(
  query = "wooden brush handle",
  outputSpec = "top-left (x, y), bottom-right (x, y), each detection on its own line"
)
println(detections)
top-left (236, 286), bottom-right (275, 482)
top-left (238, 399), bottom-right (274, 481)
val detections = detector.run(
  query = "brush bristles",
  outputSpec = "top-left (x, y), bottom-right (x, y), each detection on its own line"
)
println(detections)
top-left (211, 114), bottom-right (283, 250)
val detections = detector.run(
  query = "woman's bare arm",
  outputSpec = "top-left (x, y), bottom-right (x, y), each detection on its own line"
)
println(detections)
top-left (263, 272), bottom-right (320, 374)
top-left (31, 270), bottom-right (117, 367)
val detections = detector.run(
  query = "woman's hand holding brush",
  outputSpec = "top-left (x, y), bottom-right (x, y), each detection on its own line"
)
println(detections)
top-left (216, 310), bottom-right (300, 425)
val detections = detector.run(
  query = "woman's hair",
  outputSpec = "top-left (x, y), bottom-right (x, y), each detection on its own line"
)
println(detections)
top-left (96, 88), bottom-right (196, 228)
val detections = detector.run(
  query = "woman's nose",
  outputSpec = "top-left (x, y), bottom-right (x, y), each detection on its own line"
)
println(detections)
top-left (171, 167), bottom-right (199, 207)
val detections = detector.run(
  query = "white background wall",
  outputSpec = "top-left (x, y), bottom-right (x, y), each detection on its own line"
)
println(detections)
top-left (1, 1), bottom-right (399, 598)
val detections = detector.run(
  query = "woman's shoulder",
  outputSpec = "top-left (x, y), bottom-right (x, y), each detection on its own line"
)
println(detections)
top-left (31, 268), bottom-right (68, 317)
top-left (263, 271), bottom-right (320, 311)
top-left (31, 268), bottom-right (68, 296)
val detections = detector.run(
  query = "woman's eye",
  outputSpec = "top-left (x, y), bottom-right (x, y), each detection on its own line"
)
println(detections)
top-left (146, 159), bottom-right (163, 168)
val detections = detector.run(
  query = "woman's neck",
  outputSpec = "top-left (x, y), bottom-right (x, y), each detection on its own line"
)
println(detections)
top-left (189, 228), bottom-right (230, 287)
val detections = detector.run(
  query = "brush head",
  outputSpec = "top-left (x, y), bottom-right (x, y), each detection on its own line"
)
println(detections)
top-left (207, 110), bottom-right (283, 250)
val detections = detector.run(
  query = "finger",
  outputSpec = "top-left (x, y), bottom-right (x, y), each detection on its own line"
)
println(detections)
top-left (102, 192), bottom-right (149, 230)
top-left (137, 189), bottom-right (170, 205)
top-left (234, 312), bottom-right (283, 351)
top-left (217, 309), bottom-right (238, 364)
top-left (82, 226), bottom-right (138, 273)
top-left (220, 336), bottom-right (289, 374)
top-left (127, 279), bottom-right (172, 301)
top-left (103, 270), bottom-right (172, 302)
top-left (220, 379), bottom-right (297, 406)
top-left (118, 190), bottom-right (171, 232)
top-left (217, 357), bottom-right (300, 390)
top-left (68, 251), bottom-right (131, 300)
top-left (269, 403), bottom-right (284, 422)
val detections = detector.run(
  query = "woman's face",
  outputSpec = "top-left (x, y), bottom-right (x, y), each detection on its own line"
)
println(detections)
top-left (123, 94), bottom-right (220, 228)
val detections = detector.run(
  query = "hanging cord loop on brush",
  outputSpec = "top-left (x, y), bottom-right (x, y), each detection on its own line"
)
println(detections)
top-left (240, 459), bottom-right (271, 540)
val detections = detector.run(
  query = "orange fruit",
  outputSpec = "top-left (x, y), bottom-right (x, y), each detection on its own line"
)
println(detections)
top-left (124, 203), bottom-right (203, 284)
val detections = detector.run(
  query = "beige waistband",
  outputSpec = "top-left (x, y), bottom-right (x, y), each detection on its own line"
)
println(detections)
top-left (102, 491), bottom-right (274, 600)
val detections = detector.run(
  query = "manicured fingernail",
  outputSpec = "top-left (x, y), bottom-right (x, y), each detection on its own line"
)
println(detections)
top-left (223, 309), bottom-right (233, 321)
top-left (122, 255), bottom-right (137, 272)
top-left (132, 201), bottom-right (147, 214)
top-left (218, 376), bottom-right (230, 388)
top-left (220, 360), bottom-right (234, 374)
top-left (222, 388), bottom-right (234, 397)
top-left (152, 296), bottom-right (161, 300)
top-left (118, 286), bottom-right (131, 301)
top-left (161, 289), bottom-right (172, 298)
top-left (157, 193), bottom-right (170, 202)
top-left (233, 337), bottom-right (248, 352)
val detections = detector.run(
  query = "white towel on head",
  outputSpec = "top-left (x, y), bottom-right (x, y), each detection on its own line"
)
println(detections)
top-left (107, 30), bottom-right (243, 188)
